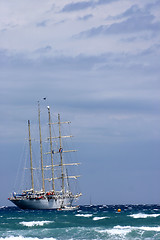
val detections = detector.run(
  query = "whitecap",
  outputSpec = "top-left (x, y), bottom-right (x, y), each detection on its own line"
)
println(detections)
top-left (77, 210), bottom-right (82, 213)
top-left (20, 221), bottom-right (53, 227)
top-left (93, 216), bottom-right (109, 221)
top-left (129, 213), bottom-right (160, 218)
top-left (97, 226), bottom-right (131, 236)
top-left (96, 225), bottom-right (160, 237)
top-left (75, 214), bottom-right (92, 218)
top-left (106, 228), bottom-right (131, 236)
top-left (139, 226), bottom-right (160, 232)
top-left (115, 225), bottom-right (160, 232)
top-left (0, 236), bottom-right (56, 240)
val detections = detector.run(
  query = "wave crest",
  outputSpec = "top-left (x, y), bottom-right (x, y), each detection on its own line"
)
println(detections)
top-left (20, 221), bottom-right (53, 227)
top-left (75, 214), bottom-right (93, 218)
top-left (129, 213), bottom-right (160, 219)
top-left (93, 216), bottom-right (109, 221)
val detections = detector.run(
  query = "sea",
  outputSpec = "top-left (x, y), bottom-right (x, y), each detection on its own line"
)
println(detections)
top-left (0, 205), bottom-right (160, 240)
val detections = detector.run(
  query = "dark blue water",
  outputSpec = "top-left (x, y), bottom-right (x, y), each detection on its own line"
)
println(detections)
top-left (0, 205), bottom-right (160, 239)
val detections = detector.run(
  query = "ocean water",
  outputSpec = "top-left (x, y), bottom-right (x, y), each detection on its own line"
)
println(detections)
top-left (0, 205), bottom-right (160, 240)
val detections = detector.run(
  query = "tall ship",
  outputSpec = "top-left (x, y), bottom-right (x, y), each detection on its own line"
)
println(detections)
top-left (9, 102), bottom-right (82, 210)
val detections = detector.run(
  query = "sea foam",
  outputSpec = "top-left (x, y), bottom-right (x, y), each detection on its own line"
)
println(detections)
top-left (20, 221), bottom-right (53, 227)
top-left (139, 226), bottom-right (160, 232)
top-left (75, 214), bottom-right (92, 218)
top-left (129, 213), bottom-right (160, 218)
top-left (0, 237), bottom-right (56, 240)
top-left (97, 226), bottom-right (131, 236)
top-left (96, 225), bottom-right (160, 237)
top-left (93, 216), bottom-right (109, 221)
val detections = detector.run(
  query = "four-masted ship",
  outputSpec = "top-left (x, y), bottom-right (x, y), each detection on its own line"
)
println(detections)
top-left (9, 102), bottom-right (82, 210)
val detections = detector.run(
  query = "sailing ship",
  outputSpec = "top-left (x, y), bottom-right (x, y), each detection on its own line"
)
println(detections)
top-left (8, 102), bottom-right (82, 210)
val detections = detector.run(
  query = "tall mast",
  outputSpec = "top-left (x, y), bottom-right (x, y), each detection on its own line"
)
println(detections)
top-left (28, 120), bottom-right (34, 192)
top-left (38, 101), bottom-right (45, 192)
top-left (47, 106), bottom-right (55, 191)
top-left (58, 113), bottom-right (65, 194)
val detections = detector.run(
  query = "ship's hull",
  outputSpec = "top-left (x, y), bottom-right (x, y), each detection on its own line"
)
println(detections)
top-left (10, 197), bottom-right (72, 210)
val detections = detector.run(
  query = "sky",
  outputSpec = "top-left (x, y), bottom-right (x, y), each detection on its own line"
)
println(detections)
top-left (0, 0), bottom-right (160, 206)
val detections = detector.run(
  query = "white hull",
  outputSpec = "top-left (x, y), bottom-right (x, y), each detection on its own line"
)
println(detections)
top-left (10, 197), bottom-right (73, 210)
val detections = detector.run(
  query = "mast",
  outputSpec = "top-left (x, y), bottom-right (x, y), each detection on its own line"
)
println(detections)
top-left (58, 113), bottom-right (65, 194)
top-left (38, 101), bottom-right (45, 192)
top-left (47, 106), bottom-right (55, 191)
top-left (44, 113), bottom-right (80, 196)
top-left (28, 120), bottom-right (34, 192)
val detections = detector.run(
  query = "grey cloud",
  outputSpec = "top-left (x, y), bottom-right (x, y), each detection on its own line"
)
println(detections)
top-left (78, 14), bottom-right (93, 21)
top-left (141, 43), bottom-right (160, 56)
top-left (120, 33), bottom-right (155, 43)
top-left (120, 36), bottom-right (137, 43)
top-left (122, 5), bottom-right (144, 18)
top-left (107, 1), bottom-right (160, 21)
top-left (1, 45), bottom-right (160, 75)
top-left (0, 50), bottom-right (33, 69)
top-left (36, 20), bottom-right (48, 27)
top-left (0, 49), bottom-right (99, 71)
top-left (145, 0), bottom-right (160, 12)
top-left (112, 4), bottom-right (144, 20)
top-left (64, 97), bottom-right (160, 115)
top-left (62, 0), bottom-right (119, 12)
top-left (35, 45), bottom-right (52, 54)
top-left (96, 0), bottom-right (119, 5)
top-left (72, 2), bottom-right (160, 37)
top-left (62, 1), bottom-right (93, 12)
top-left (0, 23), bottom-right (18, 33)
top-left (77, 15), bottom-right (160, 37)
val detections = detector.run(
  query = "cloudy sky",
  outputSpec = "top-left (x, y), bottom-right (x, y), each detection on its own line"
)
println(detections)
top-left (0, 0), bottom-right (160, 206)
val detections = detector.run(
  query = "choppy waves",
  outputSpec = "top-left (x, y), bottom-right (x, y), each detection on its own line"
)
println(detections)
top-left (0, 237), bottom-right (56, 240)
top-left (1, 205), bottom-right (160, 239)
top-left (96, 225), bottom-right (160, 238)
